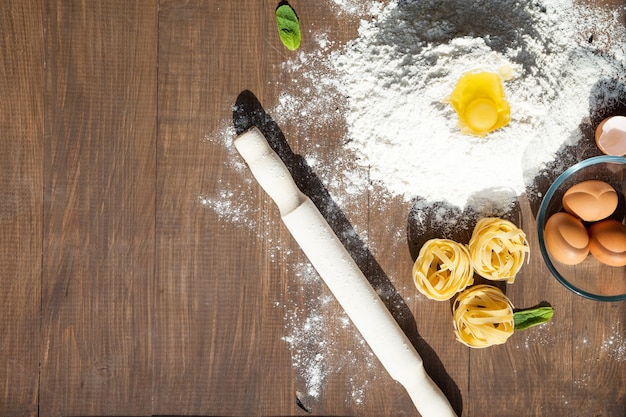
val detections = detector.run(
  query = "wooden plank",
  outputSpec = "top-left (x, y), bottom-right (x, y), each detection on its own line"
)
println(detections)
top-left (39, 1), bottom-right (157, 415)
top-left (0, 1), bottom-right (43, 416)
top-left (571, 301), bottom-right (626, 415)
top-left (154, 1), bottom-right (276, 414)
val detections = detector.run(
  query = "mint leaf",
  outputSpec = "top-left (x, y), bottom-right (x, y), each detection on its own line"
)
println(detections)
top-left (276, 4), bottom-right (301, 51)
top-left (513, 306), bottom-right (554, 331)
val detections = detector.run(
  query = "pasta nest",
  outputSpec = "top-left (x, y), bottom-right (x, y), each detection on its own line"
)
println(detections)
top-left (412, 238), bottom-right (474, 301)
top-left (452, 284), bottom-right (514, 348)
top-left (469, 217), bottom-right (529, 283)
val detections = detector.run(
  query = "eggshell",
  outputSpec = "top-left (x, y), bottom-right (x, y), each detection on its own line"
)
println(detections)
top-left (595, 116), bottom-right (626, 156)
top-left (562, 180), bottom-right (618, 222)
top-left (544, 212), bottom-right (590, 265)
top-left (588, 219), bottom-right (626, 267)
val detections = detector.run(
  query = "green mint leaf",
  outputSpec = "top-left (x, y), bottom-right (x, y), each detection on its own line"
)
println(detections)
top-left (513, 306), bottom-right (554, 331)
top-left (276, 4), bottom-right (301, 51)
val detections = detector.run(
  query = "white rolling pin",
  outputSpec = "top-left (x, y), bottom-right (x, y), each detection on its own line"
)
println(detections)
top-left (235, 127), bottom-right (457, 417)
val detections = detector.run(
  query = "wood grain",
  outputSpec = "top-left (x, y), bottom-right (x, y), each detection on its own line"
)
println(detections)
top-left (0, 1), bottom-right (624, 416)
top-left (154, 1), bottom-right (272, 414)
top-left (39, 1), bottom-right (157, 415)
top-left (0, 1), bottom-right (43, 416)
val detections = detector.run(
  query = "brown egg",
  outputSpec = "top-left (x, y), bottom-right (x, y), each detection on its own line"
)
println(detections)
top-left (562, 180), bottom-right (618, 222)
top-left (588, 219), bottom-right (626, 267)
top-left (544, 212), bottom-right (590, 265)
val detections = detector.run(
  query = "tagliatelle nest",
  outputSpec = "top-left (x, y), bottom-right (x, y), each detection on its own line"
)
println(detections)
top-left (469, 217), bottom-right (529, 283)
top-left (453, 284), bottom-right (514, 348)
top-left (412, 238), bottom-right (474, 301)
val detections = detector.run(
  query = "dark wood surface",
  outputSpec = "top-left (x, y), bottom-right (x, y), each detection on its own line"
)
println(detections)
top-left (1, 1), bottom-right (624, 416)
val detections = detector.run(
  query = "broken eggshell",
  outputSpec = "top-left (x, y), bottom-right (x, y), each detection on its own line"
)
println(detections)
top-left (595, 116), bottom-right (626, 156)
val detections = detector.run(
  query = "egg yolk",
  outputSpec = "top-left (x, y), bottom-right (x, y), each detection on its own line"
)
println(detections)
top-left (465, 99), bottom-right (498, 131)
top-left (446, 71), bottom-right (511, 136)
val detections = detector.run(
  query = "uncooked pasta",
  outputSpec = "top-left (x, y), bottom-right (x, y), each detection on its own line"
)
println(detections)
top-left (413, 239), bottom-right (474, 301)
top-left (452, 284), bottom-right (514, 348)
top-left (469, 217), bottom-right (529, 283)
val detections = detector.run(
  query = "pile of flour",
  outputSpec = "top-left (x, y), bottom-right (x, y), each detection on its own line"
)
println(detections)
top-left (276, 0), bottom-right (625, 214)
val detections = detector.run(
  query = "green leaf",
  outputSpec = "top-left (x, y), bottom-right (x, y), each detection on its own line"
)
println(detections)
top-left (276, 4), bottom-right (301, 51)
top-left (513, 306), bottom-right (554, 331)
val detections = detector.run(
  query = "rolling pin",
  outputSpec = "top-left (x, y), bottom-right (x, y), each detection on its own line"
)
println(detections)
top-left (234, 126), bottom-right (457, 417)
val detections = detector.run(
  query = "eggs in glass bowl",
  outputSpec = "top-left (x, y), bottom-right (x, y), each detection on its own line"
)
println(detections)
top-left (537, 156), bottom-right (626, 301)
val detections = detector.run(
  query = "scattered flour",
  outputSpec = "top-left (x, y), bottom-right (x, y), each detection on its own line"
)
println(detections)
top-left (574, 322), bottom-right (626, 390)
top-left (600, 323), bottom-right (626, 362)
top-left (198, 129), bottom-right (377, 404)
top-left (280, 262), bottom-right (377, 403)
top-left (513, 320), bottom-right (559, 350)
top-left (328, 0), bottom-right (383, 17)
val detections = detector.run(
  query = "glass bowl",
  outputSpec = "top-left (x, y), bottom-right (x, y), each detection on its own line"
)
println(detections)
top-left (537, 155), bottom-right (626, 302)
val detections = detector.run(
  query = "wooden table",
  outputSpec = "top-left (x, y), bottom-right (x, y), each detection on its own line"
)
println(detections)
top-left (1, 1), bottom-right (624, 416)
